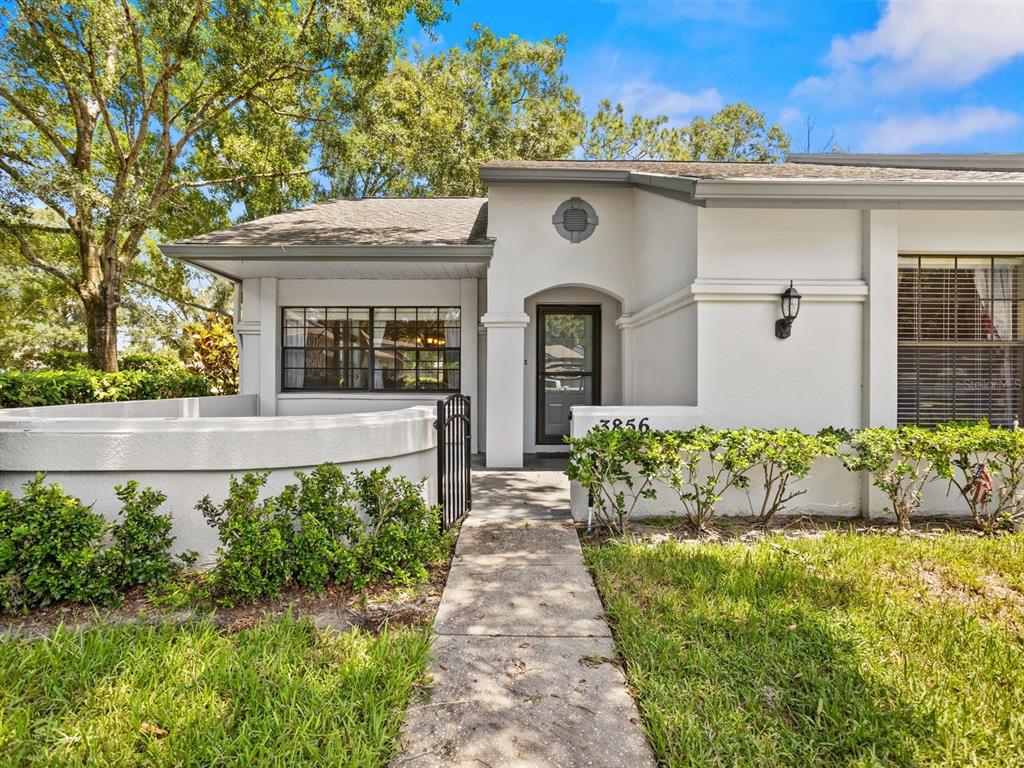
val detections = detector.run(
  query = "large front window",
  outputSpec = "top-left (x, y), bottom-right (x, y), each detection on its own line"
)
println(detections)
top-left (282, 307), bottom-right (461, 392)
top-left (898, 255), bottom-right (1024, 426)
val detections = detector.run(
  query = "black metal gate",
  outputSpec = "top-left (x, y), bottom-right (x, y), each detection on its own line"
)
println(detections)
top-left (436, 394), bottom-right (471, 530)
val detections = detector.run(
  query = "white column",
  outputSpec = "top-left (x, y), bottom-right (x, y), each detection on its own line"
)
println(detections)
top-left (459, 278), bottom-right (480, 453)
top-left (257, 277), bottom-right (278, 416)
top-left (236, 278), bottom-right (261, 397)
top-left (482, 312), bottom-right (530, 468)
top-left (861, 209), bottom-right (899, 516)
top-left (617, 317), bottom-right (634, 404)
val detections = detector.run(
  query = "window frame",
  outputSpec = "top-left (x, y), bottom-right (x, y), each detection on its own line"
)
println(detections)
top-left (280, 306), bottom-right (462, 394)
top-left (897, 253), bottom-right (1024, 427)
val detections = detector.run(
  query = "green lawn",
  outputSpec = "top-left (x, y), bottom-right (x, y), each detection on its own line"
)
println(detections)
top-left (586, 532), bottom-right (1024, 768)
top-left (0, 616), bottom-right (430, 767)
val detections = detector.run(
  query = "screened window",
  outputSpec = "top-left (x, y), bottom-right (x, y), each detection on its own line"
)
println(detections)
top-left (282, 307), bottom-right (461, 392)
top-left (898, 255), bottom-right (1024, 426)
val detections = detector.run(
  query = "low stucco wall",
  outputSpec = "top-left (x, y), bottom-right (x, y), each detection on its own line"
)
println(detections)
top-left (0, 397), bottom-right (437, 561)
top-left (568, 406), bottom-right (964, 522)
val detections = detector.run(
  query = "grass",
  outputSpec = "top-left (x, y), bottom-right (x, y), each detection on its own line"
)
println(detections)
top-left (0, 615), bottom-right (430, 767)
top-left (585, 532), bottom-right (1024, 768)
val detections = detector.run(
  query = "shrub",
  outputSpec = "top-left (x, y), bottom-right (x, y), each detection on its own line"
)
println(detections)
top-left (656, 427), bottom-right (755, 531)
top-left (0, 475), bottom-right (177, 611)
top-left (0, 475), bottom-right (110, 609)
top-left (276, 464), bottom-right (360, 593)
top-left (197, 465), bottom-right (446, 602)
top-left (842, 426), bottom-right (937, 531)
top-left (933, 423), bottom-right (1024, 533)
top-left (0, 368), bottom-right (211, 408)
top-left (105, 481), bottom-right (176, 590)
top-left (197, 473), bottom-right (292, 602)
top-left (566, 427), bottom-right (668, 534)
top-left (119, 351), bottom-right (182, 373)
top-left (744, 428), bottom-right (842, 525)
top-left (349, 468), bottom-right (445, 588)
top-left (185, 317), bottom-right (239, 395)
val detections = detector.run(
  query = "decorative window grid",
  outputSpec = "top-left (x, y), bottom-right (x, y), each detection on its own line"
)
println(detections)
top-left (281, 307), bottom-right (461, 392)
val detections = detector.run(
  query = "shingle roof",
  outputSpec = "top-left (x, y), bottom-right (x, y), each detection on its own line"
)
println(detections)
top-left (481, 159), bottom-right (1024, 183)
top-left (177, 197), bottom-right (489, 247)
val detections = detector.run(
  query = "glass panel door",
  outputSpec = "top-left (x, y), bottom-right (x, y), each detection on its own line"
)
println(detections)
top-left (537, 305), bottom-right (601, 444)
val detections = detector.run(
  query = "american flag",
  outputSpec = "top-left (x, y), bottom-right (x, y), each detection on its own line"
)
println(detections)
top-left (972, 463), bottom-right (993, 505)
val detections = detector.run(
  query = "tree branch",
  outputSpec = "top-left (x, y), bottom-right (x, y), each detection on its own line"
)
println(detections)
top-left (128, 276), bottom-right (231, 318)
top-left (1, 223), bottom-right (77, 289)
top-left (174, 164), bottom-right (326, 190)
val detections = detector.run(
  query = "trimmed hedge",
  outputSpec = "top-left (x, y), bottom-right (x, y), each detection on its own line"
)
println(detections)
top-left (568, 424), bottom-right (1024, 534)
top-left (0, 368), bottom-right (210, 408)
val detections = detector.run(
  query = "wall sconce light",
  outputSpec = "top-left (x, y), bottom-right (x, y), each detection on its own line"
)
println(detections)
top-left (775, 281), bottom-right (802, 339)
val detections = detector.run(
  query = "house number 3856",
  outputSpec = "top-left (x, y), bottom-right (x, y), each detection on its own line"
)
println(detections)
top-left (597, 417), bottom-right (651, 432)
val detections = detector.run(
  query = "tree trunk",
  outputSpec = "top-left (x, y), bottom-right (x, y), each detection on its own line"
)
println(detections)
top-left (82, 288), bottom-right (119, 372)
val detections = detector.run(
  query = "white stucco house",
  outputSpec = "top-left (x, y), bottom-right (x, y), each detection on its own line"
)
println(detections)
top-left (162, 154), bottom-right (1024, 462)
top-left (2, 154), bottom-right (1023, 547)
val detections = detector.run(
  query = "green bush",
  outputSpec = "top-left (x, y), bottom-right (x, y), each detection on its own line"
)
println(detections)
top-left (0, 475), bottom-right (177, 611)
top-left (119, 351), bottom-right (182, 373)
top-left (197, 473), bottom-right (293, 602)
top-left (276, 464), bottom-right (360, 593)
top-left (349, 468), bottom-right (445, 588)
top-left (568, 423), bottom-right (1024, 533)
top-left (105, 482), bottom-right (176, 590)
top-left (197, 465), bottom-right (446, 603)
top-left (0, 368), bottom-right (211, 408)
top-left (566, 426), bottom-right (667, 534)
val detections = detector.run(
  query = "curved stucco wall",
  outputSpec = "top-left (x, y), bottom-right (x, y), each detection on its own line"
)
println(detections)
top-left (0, 400), bottom-right (437, 561)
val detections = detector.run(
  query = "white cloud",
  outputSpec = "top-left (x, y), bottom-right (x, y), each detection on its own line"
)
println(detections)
top-left (794, 0), bottom-right (1024, 97)
top-left (615, 79), bottom-right (723, 122)
top-left (859, 107), bottom-right (1022, 152)
top-left (778, 106), bottom-right (803, 126)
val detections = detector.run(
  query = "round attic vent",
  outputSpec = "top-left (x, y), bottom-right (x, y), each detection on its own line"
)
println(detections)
top-left (552, 197), bottom-right (598, 243)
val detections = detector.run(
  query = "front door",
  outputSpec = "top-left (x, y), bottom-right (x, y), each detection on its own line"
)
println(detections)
top-left (536, 305), bottom-right (601, 444)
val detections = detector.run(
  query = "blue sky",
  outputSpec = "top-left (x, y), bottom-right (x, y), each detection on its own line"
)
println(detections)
top-left (411, 0), bottom-right (1024, 153)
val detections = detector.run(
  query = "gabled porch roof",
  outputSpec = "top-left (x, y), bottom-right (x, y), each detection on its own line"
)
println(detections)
top-left (159, 196), bottom-right (491, 280)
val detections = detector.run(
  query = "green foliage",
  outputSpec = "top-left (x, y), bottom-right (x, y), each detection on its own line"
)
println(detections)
top-left (0, 475), bottom-right (176, 611)
top-left (350, 468), bottom-right (445, 588)
top-left (656, 428), bottom-right (755, 531)
top-left (570, 423), bottom-right (1024, 533)
top-left (323, 25), bottom-right (583, 198)
top-left (0, 0), bottom-right (445, 368)
top-left (184, 316), bottom-right (239, 395)
top-left (566, 426), bottom-right (667, 534)
top-left (197, 473), bottom-right (293, 602)
top-left (0, 367), bottom-right (211, 408)
top-left (276, 464), bottom-right (361, 593)
top-left (843, 426), bottom-right (937, 531)
top-left (118, 351), bottom-right (182, 374)
top-left (581, 100), bottom-right (789, 161)
top-left (105, 482), bottom-right (176, 591)
top-left (198, 465), bottom-right (446, 603)
top-left (932, 423), bottom-right (1024, 533)
top-left (744, 428), bottom-right (842, 525)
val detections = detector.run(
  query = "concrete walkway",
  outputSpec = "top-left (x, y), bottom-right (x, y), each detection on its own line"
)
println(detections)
top-left (394, 467), bottom-right (656, 768)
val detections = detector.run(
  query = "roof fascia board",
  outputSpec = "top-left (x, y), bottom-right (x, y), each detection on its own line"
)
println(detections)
top-left (694, 179), bottom-right (1024, 202)
top-left (479, 167), bottom-right (632, 183)
top-left (159, 243), bottom-right (494, 261)
top-left (702, 198), bottom-right (1024, 211)
top-left (788, 153), bottom-right (1024, 171)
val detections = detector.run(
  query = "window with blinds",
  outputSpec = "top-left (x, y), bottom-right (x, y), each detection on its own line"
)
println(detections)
top-left (897, 255), bottom-right (1024, 427)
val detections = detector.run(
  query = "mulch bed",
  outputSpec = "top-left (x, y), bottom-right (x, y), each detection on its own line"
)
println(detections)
top-left (1, 558), bottom-right (454, 641)
top-left (581, 513), bottom-right (991, 547)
